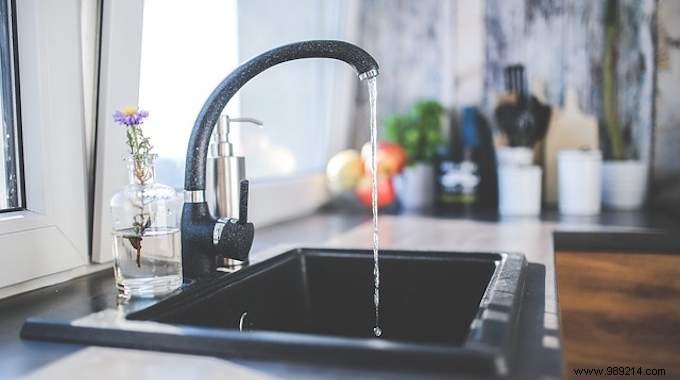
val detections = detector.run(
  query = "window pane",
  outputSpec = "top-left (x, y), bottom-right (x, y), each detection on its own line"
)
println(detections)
top-left (234, 0), bottom-right (350, 179)
top-left (139, 0), bottom-right (351, 188)
top-left (0, 0), bottom-right (21, 211)
top-left (139, 0), bottom-right (240, 189)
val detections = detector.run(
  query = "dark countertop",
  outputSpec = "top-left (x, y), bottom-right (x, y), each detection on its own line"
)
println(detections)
top-left (1, 209), bottom-right (677, 379)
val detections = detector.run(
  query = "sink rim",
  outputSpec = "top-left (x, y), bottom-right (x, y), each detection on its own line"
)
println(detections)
top-left (22, 247), bottom-right (527, 375)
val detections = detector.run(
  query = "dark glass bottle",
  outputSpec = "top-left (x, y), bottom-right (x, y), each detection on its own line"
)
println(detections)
top-left (434, 107), bottom-right (497, 214)
top-left (470, 109), bottom-right (499, 211)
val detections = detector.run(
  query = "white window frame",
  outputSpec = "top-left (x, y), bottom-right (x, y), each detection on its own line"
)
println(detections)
top-left (92, 0), bottom-right (360, 262)
top-left (91, 0), bottom-right (144, 263)
top-left (0, 0), bottom-right (93, 294)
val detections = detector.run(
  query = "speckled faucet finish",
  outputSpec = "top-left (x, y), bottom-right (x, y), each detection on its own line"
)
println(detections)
top-left (181, 40), bottom-right (379, 278)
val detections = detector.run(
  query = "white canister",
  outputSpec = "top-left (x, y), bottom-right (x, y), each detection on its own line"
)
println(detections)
top-left (558, 150), bottom-right (602, 215)
top-left (394, 163), bottom-right (434, 211)
top-left (498, 165), bottom-right (542, 216)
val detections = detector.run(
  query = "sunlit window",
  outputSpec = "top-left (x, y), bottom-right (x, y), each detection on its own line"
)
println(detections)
top-left (139, 0), bottom-right (351, 188)
top-left (139, 0), bottom-right (240, 189)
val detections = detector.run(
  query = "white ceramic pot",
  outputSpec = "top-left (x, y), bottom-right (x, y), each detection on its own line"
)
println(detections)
top-left (558, 150), bottom-right (602, 215)
top-left (602, 160), bottom-right (648, 210)
top-left (395, 163), bottom-right (434, 210)
top-left (498, 165), bottom-right (542, 216)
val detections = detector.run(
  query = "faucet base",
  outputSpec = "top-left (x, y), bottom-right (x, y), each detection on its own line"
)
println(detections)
top-left (181, 201), bottom-right (254, 278)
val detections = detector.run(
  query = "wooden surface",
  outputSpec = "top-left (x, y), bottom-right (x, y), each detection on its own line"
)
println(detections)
top-left (556, 251), bottom-right (680, 378)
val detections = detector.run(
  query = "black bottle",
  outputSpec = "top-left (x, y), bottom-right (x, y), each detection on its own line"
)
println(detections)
top-left (470, 108), bottom-right (498, 211)
top-left (434, 107), bottom-right (497, 213)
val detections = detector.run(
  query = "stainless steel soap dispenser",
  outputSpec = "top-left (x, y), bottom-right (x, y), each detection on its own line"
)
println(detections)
top-left (206, 114), bottom-right (262, 268)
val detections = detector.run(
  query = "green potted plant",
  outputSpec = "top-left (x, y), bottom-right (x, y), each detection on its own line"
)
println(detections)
top-left (384, 100), bottom-right (444, 210)
top-left (600, 0), bottom-right (648, 210)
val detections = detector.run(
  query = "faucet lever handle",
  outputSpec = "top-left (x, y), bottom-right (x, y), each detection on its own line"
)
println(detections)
top-left (229, 117), bottom-right (263, 126)
top-left (238, 179), bottom-right (249, 224)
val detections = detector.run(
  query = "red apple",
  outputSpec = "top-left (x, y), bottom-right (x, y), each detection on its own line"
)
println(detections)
top-left (355, 174), bottom-right (396, 208)
top-left (361, 141), bottom-right (407, 177)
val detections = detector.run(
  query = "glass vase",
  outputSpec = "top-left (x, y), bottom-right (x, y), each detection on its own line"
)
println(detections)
top-left (110, 154), bottom-right (182, 298)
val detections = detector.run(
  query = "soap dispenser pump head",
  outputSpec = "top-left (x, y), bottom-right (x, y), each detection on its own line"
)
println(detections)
top-left (214, 115), bottom-right (263, 156)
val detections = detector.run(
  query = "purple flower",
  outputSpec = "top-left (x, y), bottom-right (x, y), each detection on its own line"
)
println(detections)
top-left (113, 107), bottom-right (149, 126)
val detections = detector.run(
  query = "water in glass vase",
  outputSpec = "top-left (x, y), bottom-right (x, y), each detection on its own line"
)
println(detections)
top-left (113, 226), bottom-right (182, 298)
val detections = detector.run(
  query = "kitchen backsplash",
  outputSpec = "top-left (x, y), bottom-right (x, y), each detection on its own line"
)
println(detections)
top-left (350, 0), bottom-right (680, 208)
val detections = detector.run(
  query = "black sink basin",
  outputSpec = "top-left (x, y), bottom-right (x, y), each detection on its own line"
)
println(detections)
top-left (22, 248), bottom-right (527, 376)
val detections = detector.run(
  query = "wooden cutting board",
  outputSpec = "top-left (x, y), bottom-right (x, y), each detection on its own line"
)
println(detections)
top-left (543, 88), bottom-right (599, 204)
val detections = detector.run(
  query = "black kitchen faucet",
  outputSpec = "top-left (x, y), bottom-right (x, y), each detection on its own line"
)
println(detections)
top-left (180, 40), bottom-right (379, 278)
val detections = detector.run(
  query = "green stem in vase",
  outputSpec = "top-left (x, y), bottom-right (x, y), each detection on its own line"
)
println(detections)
top-left (113, 107), bottom-right (152, 268)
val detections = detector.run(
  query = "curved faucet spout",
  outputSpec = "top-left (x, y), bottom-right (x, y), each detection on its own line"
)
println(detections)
top-left (184, 40), bottom-right (379, 191)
